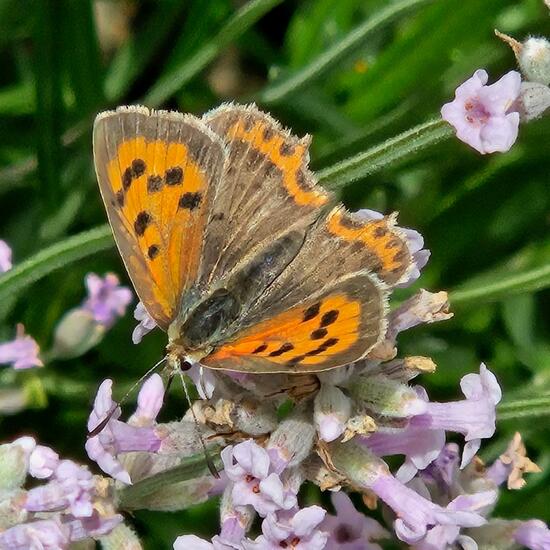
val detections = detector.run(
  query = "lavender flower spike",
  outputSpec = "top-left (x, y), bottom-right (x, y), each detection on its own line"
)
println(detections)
top-left (322, 491), bottom-right (389, 550)
top-left (411, 363), bottom-right (501, 467)
top-left (514, 519), bottom-right (550, 550)
top-left (85, 379), bottom-right (163, 484)
top-left (132, 301), bottom-right (157, 344)
top-left (0, 239), bottom-right (12, 273)
top-left (83, 272), bottom-right (133, 328)
top-left (221, 440), bottom-right (297, 517)
top-left (0, 324), bottom-right (43, 370)
top-left (441, 69), bottom-right (521, 154)
top-left (243, 506), bottom-right (328, 550)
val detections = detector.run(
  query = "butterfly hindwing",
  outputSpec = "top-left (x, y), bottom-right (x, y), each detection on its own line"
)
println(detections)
top-left (203, 270), bottom-right (385, 373)
top-left (93, 106), bottom-right (227, 329)
top-left (201, 200), bottom-right (415, 372)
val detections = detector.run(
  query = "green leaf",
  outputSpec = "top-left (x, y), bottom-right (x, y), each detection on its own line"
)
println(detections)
top-left (450, 262), bottom-right (550, 308)
top-left (104, 3), bottom-right (187, 102)
top-left (259, 0), bottom-right (435, 105)
top-left (144, 0), bottom-right (284, 108)
top-left (317, 118), bottom-right (452, 190)
top-left (33, 0), bottom-right (64, 207)
top-left (117, 450), bottom-right (222, 511)
top-left (0, 225), bottom-right (113, 304)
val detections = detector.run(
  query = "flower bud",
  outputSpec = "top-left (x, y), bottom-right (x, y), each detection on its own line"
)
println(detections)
top-left (314, 385), bottom-right (352, 442)
top-left (99, 523), bottom-right (142, 550)
top-left (349, 374), bottom-right (427, 418)
top-left (231, 399), bottom-right (278, 436)
top-left (519, 37), bottom-right (550, 85)
top-left (50, 309), bottom-right (105, 360)
top-left (518, 81), bottom-right (550, 120)
top-left (267, 410), bottom-right (315, 469)
top-left (0, 437), bottom-right (35, 490)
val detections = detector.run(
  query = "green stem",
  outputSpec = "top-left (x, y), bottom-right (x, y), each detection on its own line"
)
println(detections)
top-left (317, 118), bottom-right (452, 190)
top-left (117, 451), bottom-right (222, 511)
top-left (144, 0), bottom-right (284, 107)
top-left (0, 225), bottom-right (112, 303)
top-left (258, 0), bottom-right (435, 105)
top-left (450, 262), bottom-right (550, 308)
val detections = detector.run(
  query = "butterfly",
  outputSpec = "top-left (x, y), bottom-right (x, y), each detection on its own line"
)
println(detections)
top-left (93, 104), bottom-right (413, 375)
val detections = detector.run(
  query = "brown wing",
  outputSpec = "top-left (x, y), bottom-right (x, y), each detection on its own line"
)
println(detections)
top-left (93, 106), bottom-right (226, 329)
top-left (198, 103), bottom-right (332, 287)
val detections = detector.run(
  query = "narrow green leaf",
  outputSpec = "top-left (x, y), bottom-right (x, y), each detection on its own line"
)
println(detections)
top-left (61, 0), bottom-right (104, 113)
top-left (258, 0), bottom-right (435, 105)
top-left (33, 0), bottom-right (63, 207)
top-left (450, 262), bottom-right (550, 308)
top-left (0, 225), bottom-right (113, 303)
top-left (317, 118), bottom-right (452, 190)
top-left (117, 450), bottom-right (222, 511)
top-left (144, 0), bottom-right (283, 108)
top-left (104, 3), bottom-right (187, 102)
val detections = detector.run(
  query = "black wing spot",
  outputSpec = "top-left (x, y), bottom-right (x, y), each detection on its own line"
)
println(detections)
top-left (165, 167), bottom-right (183, 186)
top-left (179, 192), bottom-right (202, 210)
top-left (269, 342), bottom-right (294, 357)
top-left (131, 159), bottom-right (146, 177)
top-left (311, 328), bottom-right (328, 340)
top-left (147, 244), bottom-right (160, 260)
top-left (303, 303), bottom-right (321, 322)
top-left (122, 167), bottom-right (132, 190)
top-left (279, 142), bottom-right (295, 156)
top-left (134, 211), bottom-right (152, 236)
top-left (320, 310), bottom-right (339, 327)
top-left (252, 344), bottom-right (268, 354)
top-left (322, 338), bottom-right (339, 348)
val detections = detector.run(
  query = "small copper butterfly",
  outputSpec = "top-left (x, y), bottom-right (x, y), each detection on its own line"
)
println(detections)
top-left (93, 104), bottom-right (413, 374)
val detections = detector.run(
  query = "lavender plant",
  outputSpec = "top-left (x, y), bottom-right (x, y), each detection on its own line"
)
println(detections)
top-left (1, 1), bottom-right (550, 549)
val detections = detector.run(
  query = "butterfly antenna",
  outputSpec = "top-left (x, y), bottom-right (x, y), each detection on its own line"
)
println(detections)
top-left (87, 356), bottom-right (167, 437)
top-left (177, 367), bottom-right (220, 478)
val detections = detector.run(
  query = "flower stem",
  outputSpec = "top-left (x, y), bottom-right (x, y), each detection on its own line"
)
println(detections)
top-left (450, 262), bottom-right (550, 308)
top-left (317, 118), bottom-right (452, 190)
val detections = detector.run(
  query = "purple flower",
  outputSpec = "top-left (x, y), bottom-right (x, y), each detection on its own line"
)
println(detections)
top-left (29, 445), bottom-right (60, 479)
top-left (514, 519), bottom-right (550, 550)
top-left (82, 273), bottom-right (132, 328)
top-left (243, 506), bottom-right (328, 550)
top-left (385, 290), bottom-right (452, 345)
top-left (314, 385), bottom-right (352, 442)
top-left (128, 373), bottom-right (165, 427)
top-left (411, 364), bottom-right (501, 467)
top-left (132, 301), bottom-right (157, 344)
top-left (187, 361), bottom-right (217, 400)
top-left (25, 460), bottom-right (95, 518)
top-left (322, 491), bottom-right (388, 550)
top-left (441, 69), bottom-right (521, 154)
top-left (369, 470), bottom-right (486, 544)
top-left (221, 440), bottom-right (296, 517)
top-left (0, 324), bottom-right (43, 370)
top-left (411, 488), bottom-right (497, 550)
top-left (0, 519), bottom-right (70, 549)
top-left (355, 209), bottom-right (430, 288)
top-left (0, 238), bottom-right (12, 273)
top-left (85, 378), bottom-right (163, 484)
top-left (362, 422), bottom-right (446, 483)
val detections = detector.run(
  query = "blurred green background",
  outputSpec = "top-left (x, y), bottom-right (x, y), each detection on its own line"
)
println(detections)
top-left (0, 0), bottom-right (549, 546)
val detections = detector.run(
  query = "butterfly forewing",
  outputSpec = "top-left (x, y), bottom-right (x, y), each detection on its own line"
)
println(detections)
top-left (93, 106), bottom-right (227, 329)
